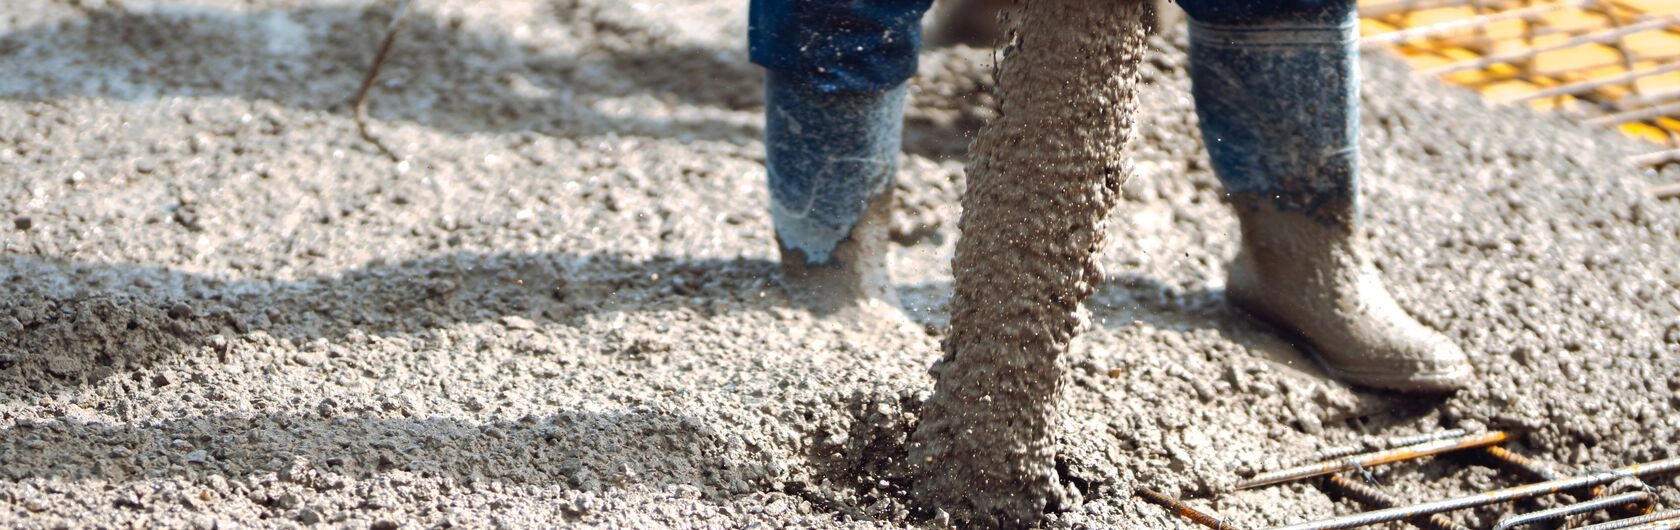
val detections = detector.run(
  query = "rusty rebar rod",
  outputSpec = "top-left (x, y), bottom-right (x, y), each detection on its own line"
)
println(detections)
top-left (1308, 430), bottom-right (1472, 464)
top-left (1262, 457), bottom-right (1680, 530)
top-left (1576, 511), bottom-right (1680, 530)
top-left (352, 0), bottom-right (414, 162)
top-left (1480, 445), bottom-right (1616, 500)
top-left (1321, 474), bottom-right (1471, 530)
top-left (1490, 491), bottom-right (1655, 530)
top-left (1484, 446), bottom-right (1563, 481)
top-left (1137, 487), bottom-right (1245, 530)
top-left (1239, 431), bottom-right (1509, 490)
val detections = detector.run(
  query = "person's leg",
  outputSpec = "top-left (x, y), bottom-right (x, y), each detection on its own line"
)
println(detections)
top-left (1177, 0), bottom-right (1473, 392)
top-left (749, 0), bottom-right (933, 313)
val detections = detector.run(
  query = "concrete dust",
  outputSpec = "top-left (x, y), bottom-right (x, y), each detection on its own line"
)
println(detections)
top-left (1, 1), bottom-right (1677, 529)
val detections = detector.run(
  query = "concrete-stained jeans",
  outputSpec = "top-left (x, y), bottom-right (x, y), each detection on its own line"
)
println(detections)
top-left (749, 0), bottom-right (1361, 262)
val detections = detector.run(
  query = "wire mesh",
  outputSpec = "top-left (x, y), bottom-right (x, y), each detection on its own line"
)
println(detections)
top-left (1357, 0), bottom-right (1680, 166)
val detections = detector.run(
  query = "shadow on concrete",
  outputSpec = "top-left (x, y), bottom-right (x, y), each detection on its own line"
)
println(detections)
top-left (0, 251), bottom-right (783, 391)
top-left (0, 408), bottom-right (767, 498)
top-left (0, 4), bottom-right (979, 159)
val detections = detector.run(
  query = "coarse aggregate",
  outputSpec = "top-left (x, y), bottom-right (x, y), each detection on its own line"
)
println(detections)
top-left (2, 1), bottom-right (1677, 528)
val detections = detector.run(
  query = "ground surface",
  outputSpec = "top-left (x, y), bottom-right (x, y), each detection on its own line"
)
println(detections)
top-left (2, 1), bottom-right (1678, 529)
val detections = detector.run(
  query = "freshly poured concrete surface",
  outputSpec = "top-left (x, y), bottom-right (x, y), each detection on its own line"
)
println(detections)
top-left (2, 1), bottom-right (1677, 528)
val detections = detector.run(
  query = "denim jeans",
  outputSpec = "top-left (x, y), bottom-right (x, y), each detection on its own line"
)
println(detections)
top-left (1185, 1), bottom-right (1361, 216)
top-left (747, 0), bottom-right (1354, 92)
top-left (750, 0), bottom-right (1362, 260)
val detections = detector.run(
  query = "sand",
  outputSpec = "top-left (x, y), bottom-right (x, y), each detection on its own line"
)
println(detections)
top-left (1, 1), bottom-right (1677, 529)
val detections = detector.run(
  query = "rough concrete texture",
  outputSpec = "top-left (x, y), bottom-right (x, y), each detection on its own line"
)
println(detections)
top-left (910, 2), bottom-right (1144, 528)
top-left (1, 1), bottom-right (1677, 529)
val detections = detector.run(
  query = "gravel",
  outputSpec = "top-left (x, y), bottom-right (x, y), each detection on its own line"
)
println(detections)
top-left (1, 0), bottom-right (1676, 528)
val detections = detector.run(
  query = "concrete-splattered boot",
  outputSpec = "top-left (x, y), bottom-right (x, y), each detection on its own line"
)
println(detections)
top-left (1185, 1), bottom-right (1473, 392)
top-left (764, 72), bottom-right (905, 315)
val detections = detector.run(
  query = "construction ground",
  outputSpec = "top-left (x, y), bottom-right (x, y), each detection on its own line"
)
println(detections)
top-left (2, 0), bottom-right (1679, 528)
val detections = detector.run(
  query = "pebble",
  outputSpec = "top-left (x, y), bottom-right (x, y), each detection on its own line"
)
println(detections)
top-left (296, 508), bottom-right (322, 525)
top-left (500, 315), bottom-right (536, 331)
top-left (293, 351), bottom-right (328, 367)
top-left (1295, 409), bottom-right (1324, 435)
top-left (173, 207), bottom-right (202, 231)
top-left (12, 216), bottom-right (31, 230)
top-left (185, 450), bottom-right (208, 464)
top-left (370, 521), bottom-right (400, 530)
top-left (169, 302), bottom-right (194, 320)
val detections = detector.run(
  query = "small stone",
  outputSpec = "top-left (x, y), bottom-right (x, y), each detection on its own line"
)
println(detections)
top-left (500, 315), bottom-right (536, 331)
top-left (169, 302), bottom-right (193, 319)
top-left (292, 351), bottom-right (327, 367)
top-left (136, 160), bottom-right (158, 174)
top-left (1288, 397), bottom-right (1324, 435)
top-left (45, 356), bottom-right (77, 377)
top-left (296, 508), bottom-right (322, 525)
top-left (370, 521), bottom-right (400, 530)
top-left (931, 509), bottom-right (951, 528)
top-left (173, 207), bottom-right (202, 231)
top-left (185, 450), bottom-right (208, 464)
top-left (275, 493), bottom-right (300, 510)
top-left (13, 216), bottom-right (31, 230)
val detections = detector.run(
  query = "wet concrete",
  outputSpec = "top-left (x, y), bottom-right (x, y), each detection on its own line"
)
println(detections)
top-left (910, 2), bottom-right (1146, 528)
top-left (1, 0), bottom-right (1677, 528)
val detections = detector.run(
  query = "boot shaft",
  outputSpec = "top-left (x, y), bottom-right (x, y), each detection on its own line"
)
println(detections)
top-left (764, 73), bottom-right (907, 265)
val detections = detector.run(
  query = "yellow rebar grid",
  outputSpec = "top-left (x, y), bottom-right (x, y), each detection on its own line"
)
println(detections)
top-left (1358, 0), bottom-right (1680, 164)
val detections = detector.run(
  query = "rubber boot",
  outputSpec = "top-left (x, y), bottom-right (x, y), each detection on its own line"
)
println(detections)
top-left (1187, 4), bottom-right (1473, 393)
top-left (765, 72), bottom-right (905, 315)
